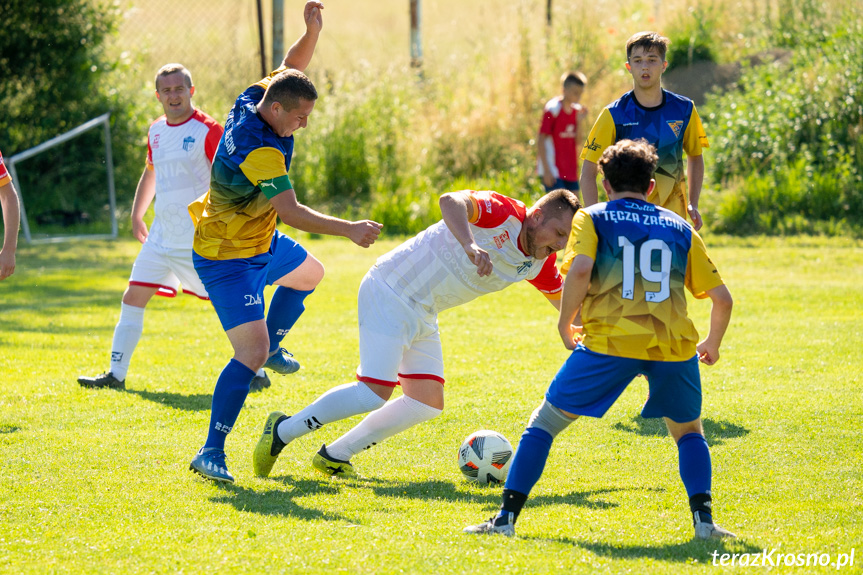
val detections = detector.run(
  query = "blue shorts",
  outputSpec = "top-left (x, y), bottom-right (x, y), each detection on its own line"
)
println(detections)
top-left (545, 344), bottom-right (702, 423)
top-left (193, 231), bottom-right (308, 331)
top-left (543, 178), bottom-right (580, 193)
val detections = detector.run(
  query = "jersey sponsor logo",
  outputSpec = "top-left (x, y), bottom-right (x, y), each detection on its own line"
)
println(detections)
top-left (493, 230), bottom-right (510, 249)
top-left (621, 122), bottom-right (639, 127)
top-left (182, 136), bottom-right (196, 152)
top-left (516, 261), bottom-right (533, 275)
top-left (244, 293), bottom-right (262, 306)
top-left (224, 128), bottom-right (236, 155)
top-left (152, 134), bottom-right (161, 149)
top-left (482, 199), bottom-right (492, 213)
top-left (585, 137), bottom-right (601, 151)
top-left (667, 120), bottom-right (683, 138)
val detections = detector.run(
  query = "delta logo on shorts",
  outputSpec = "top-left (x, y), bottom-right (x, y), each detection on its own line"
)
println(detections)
top-left (183, 136), bottom-right (196, 152)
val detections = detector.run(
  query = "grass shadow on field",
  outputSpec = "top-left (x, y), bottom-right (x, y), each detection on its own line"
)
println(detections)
top-left (0, 424), bottom-right (21, 434)
top-left (209, 476), bottom-right (359, 523)
top-left (124, 388), bottom-right (212, 411)
top-left (611, 416), bottom-right (750, 446)
top-left (363, 478), bottom-right (658, 511)
top-left (552, 536), bottom-right (763, 564)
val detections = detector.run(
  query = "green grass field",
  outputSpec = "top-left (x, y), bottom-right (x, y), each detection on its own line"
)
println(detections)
top-left (0, 233), bottom-right (861, 573)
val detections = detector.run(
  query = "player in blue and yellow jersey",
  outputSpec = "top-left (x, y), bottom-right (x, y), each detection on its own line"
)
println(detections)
top-left (188, 1), bottom-right (382, 483)
top-left (465, 139), bottom-right (736, 541)
top-left (577, 31), bottom-right (708, 235)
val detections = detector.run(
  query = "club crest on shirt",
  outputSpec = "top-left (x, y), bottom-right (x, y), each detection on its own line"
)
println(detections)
top-left (183, 136), bottom-right (196, 152)
top-left (517, 261), bottom-right (533, 275)
top-left (493, 230), bottom-right (510, 249)
top-left (667, 120), bottom-right (683, 138)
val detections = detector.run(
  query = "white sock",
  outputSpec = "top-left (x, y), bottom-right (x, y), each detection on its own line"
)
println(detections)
top-left (276, 382), bottom-right (387, 443)
top-left (326, 395), bottom-right (442, 461)
top-left (108, 303), bottom-right (145, 380)
top-left (256, 368), bottom-right (266, 377)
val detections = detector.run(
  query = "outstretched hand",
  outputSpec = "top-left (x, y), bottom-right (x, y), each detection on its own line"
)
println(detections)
top-left (304, 1), bottom-right (324, 34)
top-left (464, 243), bottom-right (492, 276)
top-left (349, 220), bottom-right (382, 248)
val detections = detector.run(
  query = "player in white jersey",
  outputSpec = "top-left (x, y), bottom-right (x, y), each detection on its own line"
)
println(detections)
top-left (252, 188), bottom-right (581, 479)
top-left (77, 64), bottom-right (270, 391)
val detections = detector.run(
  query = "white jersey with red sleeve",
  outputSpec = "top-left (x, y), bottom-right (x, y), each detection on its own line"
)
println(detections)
top-left (0, 149), bottom-right (11, 187)
top-left (372, 190), bottom-right (563, 316)
top-left (146, 109), bottom-right (222, 249)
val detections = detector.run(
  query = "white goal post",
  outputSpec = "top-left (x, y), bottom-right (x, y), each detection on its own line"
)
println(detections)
top-left (7, 113), bottom-right (118, 244)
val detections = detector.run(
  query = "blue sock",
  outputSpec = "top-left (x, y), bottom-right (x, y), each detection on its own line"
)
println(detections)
top-left (204, 359), bottom-right (256, 450)
top-left (677, 432), bottom-right (712, 497)
top-left (503, 426), bottom-right (554, 497)
top-left (266, 286), bottom-right (314, 353)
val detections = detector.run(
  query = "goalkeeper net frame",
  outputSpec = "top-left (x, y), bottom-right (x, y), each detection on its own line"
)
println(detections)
top-left (7, 113), bottom-right (118, 244)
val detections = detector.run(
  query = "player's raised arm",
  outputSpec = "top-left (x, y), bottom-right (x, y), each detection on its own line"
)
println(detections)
top-left (696, 284), bottom-right (733, 365)
top-left (283, 1), bottom-right (324, 72)
top-left (439, 191), bottom-right (492, 276)
top-left (269, 188), bottom-right (381, 248)
top-left (557, 254), bottom-right (592, 349)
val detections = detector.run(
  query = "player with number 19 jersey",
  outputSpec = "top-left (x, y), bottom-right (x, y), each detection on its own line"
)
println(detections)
top-left (568, 197), bottom-right (723, 361)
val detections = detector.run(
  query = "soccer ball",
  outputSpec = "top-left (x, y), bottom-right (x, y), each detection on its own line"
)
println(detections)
top-left (457, 430), bottom-right (513, 485)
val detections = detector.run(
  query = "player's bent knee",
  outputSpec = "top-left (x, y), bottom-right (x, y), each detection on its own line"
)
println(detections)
top-left (527, 399), bottom-right (576, 439)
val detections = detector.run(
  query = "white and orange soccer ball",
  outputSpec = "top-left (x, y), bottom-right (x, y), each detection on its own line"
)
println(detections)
top-left (457, 430), bottom-right (513, 485)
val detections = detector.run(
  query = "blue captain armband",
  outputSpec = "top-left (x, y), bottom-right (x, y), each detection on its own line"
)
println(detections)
top-left (257, 174), bottom-right (293, 199)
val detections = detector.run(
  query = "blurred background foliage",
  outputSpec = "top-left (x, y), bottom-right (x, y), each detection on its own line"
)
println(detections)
top-left (1, 0), bottom-right (861, 238)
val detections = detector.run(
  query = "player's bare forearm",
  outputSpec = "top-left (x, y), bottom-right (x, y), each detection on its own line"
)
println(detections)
top-left (698, 284), bottom-right (733, 365)
top-left (687, 154), bottom-right (705, 230)
top-left (439, 191), bottom-right (492, 275)
top-left (558, 254), bottom-right (592, 348)
top-left (270, 189), bottom-right (381, 247)
top-left (0, 181), bottom-right (20, 280)
top-left (580, 160), bottom-right (599, 206)
top-left (130, 168), bottom-right (155, 243)
top-left (283, 1), bottom-right (323, 71)
top-left (537, 134), bottom-right (554, 186)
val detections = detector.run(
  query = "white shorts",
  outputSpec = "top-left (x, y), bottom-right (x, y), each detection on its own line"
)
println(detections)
top-left (128, 240), bottom-right (208, 300)
top-left (356, 271), bottom-right (444, 387)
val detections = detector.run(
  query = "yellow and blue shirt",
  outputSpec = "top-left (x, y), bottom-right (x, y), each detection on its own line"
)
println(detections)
top-left (567, 198), bottom-right (723, 361)
top-left (581, 89), bottom-right (708, 217)
top-left (190, 67), bottom-right (297, 260)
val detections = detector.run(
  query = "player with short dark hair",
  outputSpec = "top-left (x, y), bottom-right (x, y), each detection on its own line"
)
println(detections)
top-left (576, 31), bottom-right (709, 239)
top-left (465, 138), bottom-right (735, 541)
top-left (187, 1), bottom-right (382, 483)
top-left (252, 189), bottom-right (581, 480)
